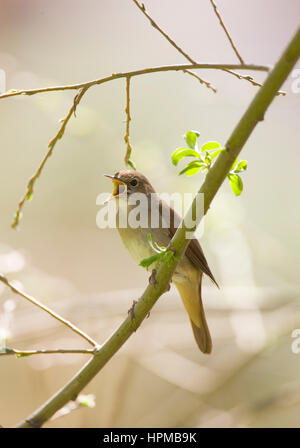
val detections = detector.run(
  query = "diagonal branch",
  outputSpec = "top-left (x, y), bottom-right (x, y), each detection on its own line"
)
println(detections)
top-left (15, 26), bottom-right (300, 428)
top-left (0, 274), bottom-right (98, 347)
top-left (11, 86), bottom-right (88, 229)
top-left (209, 0), bottom-right (244, 64)
top-left (207, 0), bottom-right (284, 95)
top-left (182, 69), bottom-right (217, 93)
top-left (132, 0), bottom-right (196, 64)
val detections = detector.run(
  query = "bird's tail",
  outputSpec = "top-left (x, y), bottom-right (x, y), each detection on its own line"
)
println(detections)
top-left (174, 275), bottom-right (212, 354)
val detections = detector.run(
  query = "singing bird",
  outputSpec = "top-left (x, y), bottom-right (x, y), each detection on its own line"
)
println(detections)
top-left (105, 170), bottom-right (218, 354)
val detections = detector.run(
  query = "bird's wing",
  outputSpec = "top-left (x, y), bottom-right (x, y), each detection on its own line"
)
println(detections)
top-left (164, 200), bottom-right (219, 287)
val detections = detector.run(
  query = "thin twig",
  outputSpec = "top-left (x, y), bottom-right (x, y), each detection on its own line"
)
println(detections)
top-left (0, 274), bottom-right (98, 347)
top-left (132, 0), bottom-right (215, 91)
top-left (0, 348), bottom-right (95, 357)
top-left (209, 0), bottom-right (244, 64)
top-left (207, 0), bottom-right (285, 96)
top-left (222, 68), bottom-right (286, 95)
top-left (0, 64), bottom-right (269, 100)
top-left (124, 76), bottom-right (133, 167)
top-left (131, 0), bottom-right (267, 91)
top-left (132, 0), bottom-right (196, 64)
top-left (11, 86), bottom-right (88, 229)
top-left (183, 69), bottom-right (217, 93)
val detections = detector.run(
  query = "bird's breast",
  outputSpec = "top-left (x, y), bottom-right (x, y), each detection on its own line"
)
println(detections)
top-left (114, 195), bottom-right (197, 281)
top-left (116, 197), bottom-right (154, 264)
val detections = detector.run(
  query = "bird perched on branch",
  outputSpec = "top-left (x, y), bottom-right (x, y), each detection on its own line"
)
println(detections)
top-left (105, 170), bottom-right (218, 354)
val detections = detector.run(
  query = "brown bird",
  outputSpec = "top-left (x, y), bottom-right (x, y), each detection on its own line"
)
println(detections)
top-left (105, 170), bottom-right (218, 354)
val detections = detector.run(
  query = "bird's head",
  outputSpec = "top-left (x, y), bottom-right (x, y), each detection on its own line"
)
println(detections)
top-left (104, 170), bottom-right (155, 198)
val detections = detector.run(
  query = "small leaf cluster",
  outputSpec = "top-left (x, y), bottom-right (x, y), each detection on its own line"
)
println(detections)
top-left (139, 234), bottom-right (180, 270)
top-left (171, 130), bottom-right (247, 196)
top-left (227, 158), bottom-right (247, 196)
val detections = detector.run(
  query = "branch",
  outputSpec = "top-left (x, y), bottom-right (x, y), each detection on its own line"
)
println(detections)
top-left (0, 63), bottom-right (268, 100)
top-left (207, 1), bottom-right (283, 95)
top-left (131, 0), bottom-right (267, 91)
top-left (131, 0), bottom-right (196, 64)
top-left (124, 76), bottom-right (134, 168)
top-left (132, 0), bottom-right (283, 96)
top-left (0, 274), bottom-right (98, 347)
top-left (209, 0), bottom-right (244, 64)
top-left (11, 86), bottom-right (88, 229)
top-left (222, 68), bottom-right (286, 95)
top-left (0, 348), bottom-right (95, 357)
top-left (182, 69), bottom-right (217, 93)
top-left (15, 26), bottom-right (300, 429)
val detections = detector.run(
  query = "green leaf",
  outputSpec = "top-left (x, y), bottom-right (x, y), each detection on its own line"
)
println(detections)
top-left (139, 254), bottom-right (161, 268)
top-left (235, 160), bottom-right (247, 172)
top-left (171, 148), bottom-right (200, 166)
top-left (179, 161), bottom-right (205, 176)
top-left (210, 148), bottom-right (224, 160)
top-left (228, 173), bottom-right (243, 196)
top-left (162, 251), bottom-right (174, 267)
top-left (184, 130), bottom-right (200, 149)
top-left (201, 141), bottom-right (221, 152)
top-left (231, 157), bottom-right (238, 171)
top-left (186, 167), bottom-right (203, 176)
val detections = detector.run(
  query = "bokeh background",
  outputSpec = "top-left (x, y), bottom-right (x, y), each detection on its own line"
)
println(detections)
top-left (0, 0), bottom-right (300, 428)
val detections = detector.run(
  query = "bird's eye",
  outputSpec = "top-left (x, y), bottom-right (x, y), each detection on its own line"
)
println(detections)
top-left (130, 178), bottom-right (138, 187)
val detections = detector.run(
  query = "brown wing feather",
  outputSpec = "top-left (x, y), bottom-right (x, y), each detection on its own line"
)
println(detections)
top-left (165, 200), bottom-right (219, 287)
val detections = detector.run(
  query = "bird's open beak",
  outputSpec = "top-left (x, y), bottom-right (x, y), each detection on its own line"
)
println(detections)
top-left (104, 174), bottom-right (125, 203)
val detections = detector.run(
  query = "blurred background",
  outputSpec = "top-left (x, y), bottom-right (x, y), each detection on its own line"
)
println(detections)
top-left (0, 0), bottom-right (300, 428)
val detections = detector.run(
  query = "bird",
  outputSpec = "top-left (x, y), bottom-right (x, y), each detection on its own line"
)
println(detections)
top-left (104, 170), bottom-right (218, 354)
